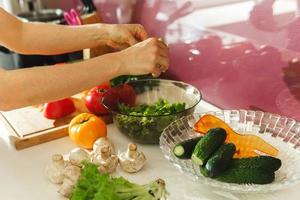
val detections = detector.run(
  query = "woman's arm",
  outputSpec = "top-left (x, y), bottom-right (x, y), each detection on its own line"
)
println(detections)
top-left (0, 53), bottom-right (121, 110)
top-left (0, 38), bottom-right (169, 111)
top-left (0, 8), bottom-right (147, 55)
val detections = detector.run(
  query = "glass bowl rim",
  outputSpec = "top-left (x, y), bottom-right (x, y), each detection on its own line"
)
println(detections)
top-left (102, 79), bottom-right (202, 117)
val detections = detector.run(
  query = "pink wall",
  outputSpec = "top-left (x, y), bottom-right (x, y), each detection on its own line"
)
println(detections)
top-left (44, 0), bottom-right (300, 120)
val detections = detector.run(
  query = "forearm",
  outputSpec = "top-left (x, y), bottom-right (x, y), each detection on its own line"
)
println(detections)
top-left (17, 22), bottom-right (108, 55)
top-left (0, 8), bottom-right (109, 55)
top-left (0, 53), bottom-right (122, 110)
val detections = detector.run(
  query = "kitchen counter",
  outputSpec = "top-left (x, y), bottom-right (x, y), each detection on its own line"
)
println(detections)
top-left (0, 100), bottom-right (299, 200)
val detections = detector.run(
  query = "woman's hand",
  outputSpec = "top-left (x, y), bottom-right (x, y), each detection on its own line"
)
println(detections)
top-left (116, 37), bottom-right (169, 77)
top-left (101, 24), bottom-right (149, 49)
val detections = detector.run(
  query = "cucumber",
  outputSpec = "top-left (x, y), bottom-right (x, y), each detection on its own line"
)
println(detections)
top-left (191, 128), bottom-right (227, 166)
top-left (216, 167), bottom-right (275, 184)
top-left (173, 137), bottom-right (203, 159)
top-left (232, 156), bottom-right (281, 172)
top-left (200, 166), bottom-right (210, 177)
top-left (205, 143), bottom-right (236, 178)
top-left (213, 156), bottom-right (281, 184)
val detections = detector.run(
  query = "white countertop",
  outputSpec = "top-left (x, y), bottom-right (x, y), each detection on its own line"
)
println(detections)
top-left (0, 100), bottom-right (299, 200)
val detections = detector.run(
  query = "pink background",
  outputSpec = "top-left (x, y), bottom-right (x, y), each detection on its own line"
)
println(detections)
top-left (46, 0), bottom-right (300, 120)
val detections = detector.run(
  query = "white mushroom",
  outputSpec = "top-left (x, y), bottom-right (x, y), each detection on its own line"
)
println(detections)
top-left (119, 143), bottom-right (146, 173)
top-left (58, 165), bottom-right (81, 197)
top-left (63, 165), bottom-right (81, 183)
top-left (92, 145), bottom-right (118, 174)
top-left (58, 178), bottom-right (74, 198)
top-left (45, 154), bottom-right (66, 184)
top-left (93, 137), bottom-right (115, 155)
top-left (69, 148), bottom-right (90, 167)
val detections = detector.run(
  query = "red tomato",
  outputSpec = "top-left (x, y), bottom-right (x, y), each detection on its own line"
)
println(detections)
top-left (44, 98), bottom-right (75, 119)
top-left (102, 87), bottom-right (121, 111)
top-left (117, 84), bottom-right (136, 106)
top-left (102, 84), bottom-right (136, 111)
top-left (85, 83), bottom-right (111, 115)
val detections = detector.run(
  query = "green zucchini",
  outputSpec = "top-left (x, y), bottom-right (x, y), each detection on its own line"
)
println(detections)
top-left (205, 143), bottom-right (236, 178)
top-left (173, 137), bottom-right (203, 159)
top-left (216, 167), bottom-right (275, 184)
top-left (232, 156), bottom-right (281, 172)
top-left (191, 128), bottom-right (227, 166)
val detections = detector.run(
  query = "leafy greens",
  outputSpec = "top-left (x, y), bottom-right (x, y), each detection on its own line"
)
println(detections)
top-left (70, 162), bottom-right (168, 200)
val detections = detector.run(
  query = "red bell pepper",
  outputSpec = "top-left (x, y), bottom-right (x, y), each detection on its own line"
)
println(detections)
top-left (44, 98), bottom-right (76, 119)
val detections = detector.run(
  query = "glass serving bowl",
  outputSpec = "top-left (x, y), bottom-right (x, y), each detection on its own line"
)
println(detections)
top-left (160, 110), bottom-right (300, 193)
top-left (103, 79), bottom-right (201, 144)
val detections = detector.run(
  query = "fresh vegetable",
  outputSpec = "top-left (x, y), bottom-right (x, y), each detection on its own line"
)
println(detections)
top-left (44, 98), bottom-right (75, 119)
top-left (194, 114), bottom-right (278, 158)
top-left (119, 143), bottom-right (146, 173)
top-left (91, 145), bottom-right (119, 174)
top-left (85, 83), bottom-right (110, 115)
top-left (59, 165), bottom-right (81, 197)
top-left (45, 154), bottom-right (66, 184)
top-left (69, 113), bottom-right (107, 149)
top-left (115, 98), bottom-right (186, 143)
top-left (70, 162), bottom-right (168, 200)
top-left (45, 154), bottom-right (82, 197)
top-left (69, 148), bottom-right (90, 167)
top-left (191, 128), bottom-right (227, 166)
top-left (110, 75), bottom-right (152, 87)
top-left (204, 143), bottom-right (236, 178)
top-left (93, 137), bottom-right (115, 155)
top-left (230, 156), bottom-right (281, 172)
top-left (201, 156), bottom-right (281, 184)
top-left (173, 137), bottom-right (202, 159)
top-left (116, 84), bottom-right (136, 106)
top-left (216, 167), bottom-right (275, 184)
top-left (118, 98), bottom-right (186, 116)
top-left (102, 83), bottom-right (137, 111)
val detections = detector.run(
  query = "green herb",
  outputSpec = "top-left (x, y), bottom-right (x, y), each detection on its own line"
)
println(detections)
top-left (118, 99), bottom-right (186, 116)
top-left (115, 99), bottom-right (187, 143)
top-left (110, 75), bottom-right (153, 87)
top-left (71, 162), bottom-right (168, 200)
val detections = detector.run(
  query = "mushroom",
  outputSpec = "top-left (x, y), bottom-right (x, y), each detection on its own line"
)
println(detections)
top-left (93, 137), bottom-right (115, 155)
top-left (69, 148), bottom-right (90, 167)
top-left (58, 178), bottom-right (74, 198)
top-left (45, 154), bottom-right (66, 184)
top-left (119, 143), bottom-right (146, 173)
top-left (92, 145), bottom-right (118, 174)
top-left (58, 165), bottom-right (81, 197)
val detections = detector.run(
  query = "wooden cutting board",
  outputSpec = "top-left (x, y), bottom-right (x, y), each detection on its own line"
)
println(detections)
top-left (0, 97), bottom-right (112, 150)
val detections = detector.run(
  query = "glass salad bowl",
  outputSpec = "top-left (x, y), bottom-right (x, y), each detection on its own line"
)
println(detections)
top-left (159, 110), bottom-right (300, 193)
top-left (102, 79), bottom-right (201, 144)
